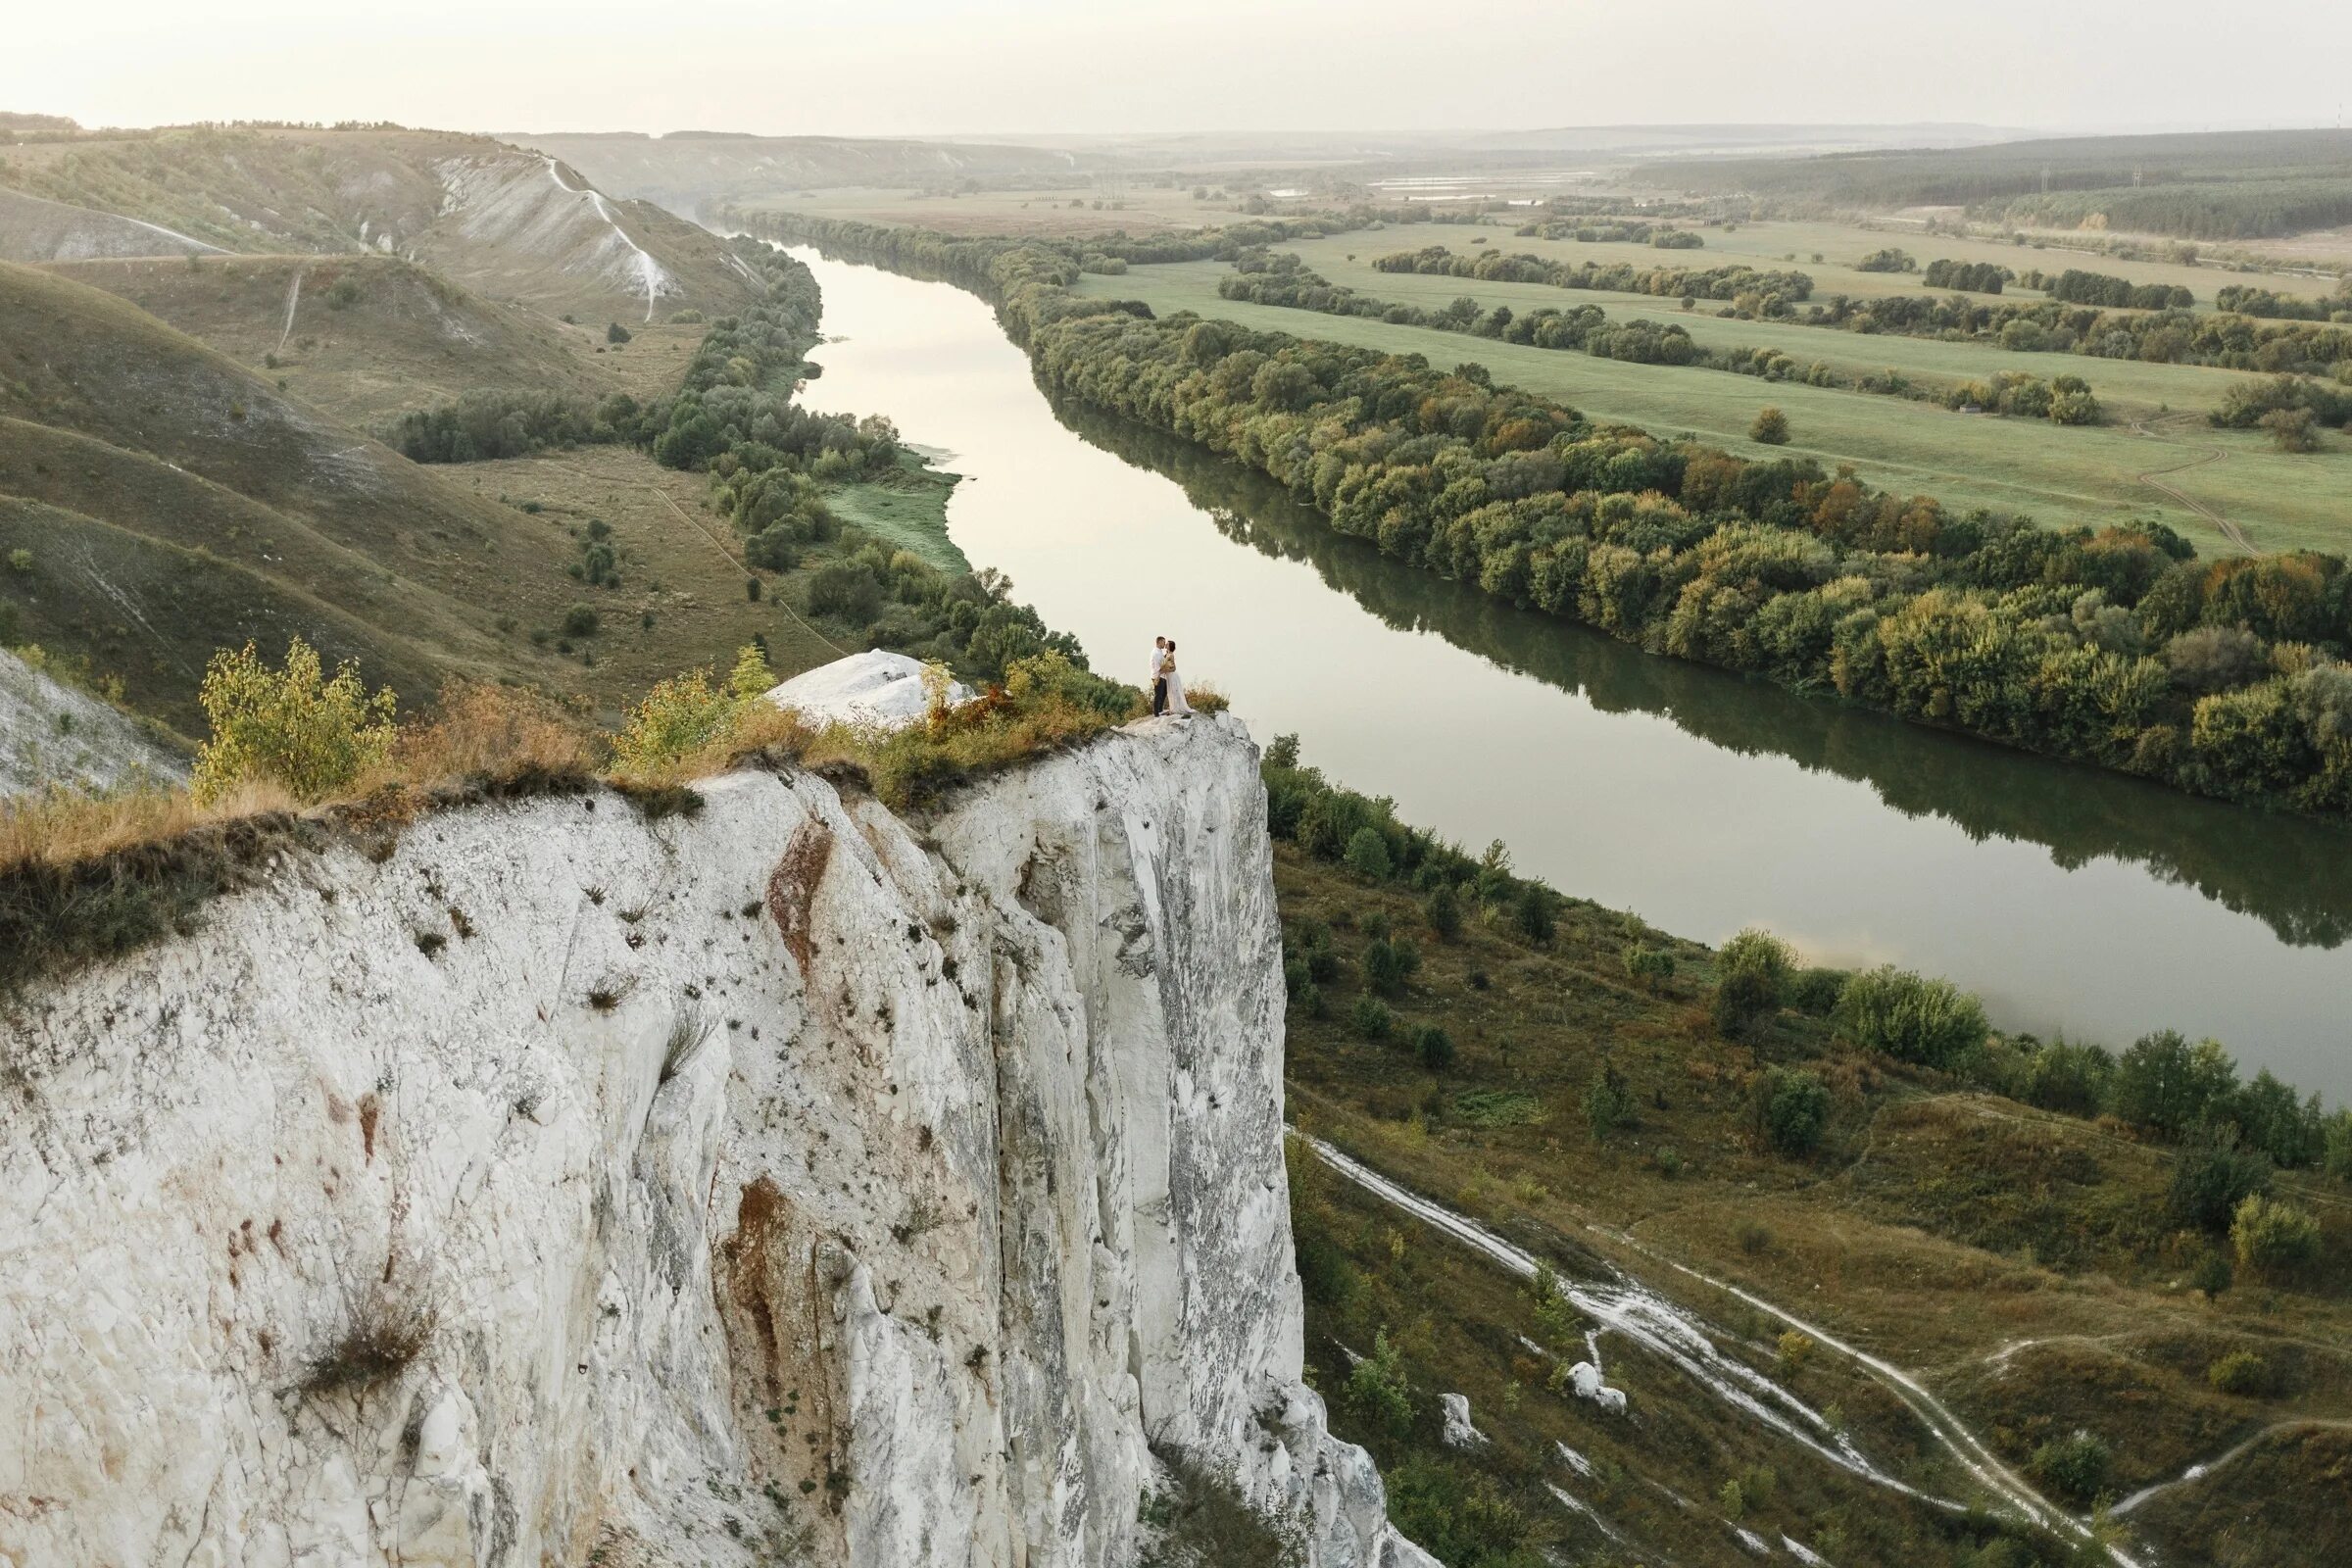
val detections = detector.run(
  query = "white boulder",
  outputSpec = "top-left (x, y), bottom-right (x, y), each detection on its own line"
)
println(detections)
top-left (762, 648), bottom-right (973, 729)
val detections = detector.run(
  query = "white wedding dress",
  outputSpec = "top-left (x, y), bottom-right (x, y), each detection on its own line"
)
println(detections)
top-left (1159, 657), bottom-right (1193, 716)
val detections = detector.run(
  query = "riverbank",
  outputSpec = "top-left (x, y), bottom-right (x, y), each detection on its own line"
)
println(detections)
top-left (774, 238), bottom-right (2352, 1100)
top-left (1273, 826), bottom-right (2352, 1568)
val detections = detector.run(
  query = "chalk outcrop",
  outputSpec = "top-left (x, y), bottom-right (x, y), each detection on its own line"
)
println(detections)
top-left (0, 647), bottom-right (184, 795)
top-left (763, 648), bottom-right (974, 728)
top-left (0, 707), bottom-right (1430, 1566)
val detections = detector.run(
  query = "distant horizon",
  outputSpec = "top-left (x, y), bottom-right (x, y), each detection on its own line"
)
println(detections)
top-left (10, 2), bottom-right (2349, 144)
top-left (13, 115), bottom-right (2350, 152)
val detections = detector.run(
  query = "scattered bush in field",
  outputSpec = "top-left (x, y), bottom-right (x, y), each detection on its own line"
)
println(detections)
top-left (2231, 1194), bottom-right (2322, 1281)
top-left (1344, 1328), bottom-right (1413, 1437)
top-left (1654, 1145), bottom-right (1684, 1177)
top-left (1423, 883), bottom-right (1462, 939)
top-left (1413, 1024), bottom-right (1454, 1072)
top-left (1350, 995), bottom-right (1393, 1043)
top-left (1711, 929), bottom-right (1793, 1038)
top-left (1344, 826), bottom-right (1394, 880)
top-left (808, 561), bottom-right (886, 623)
top-left (2168, 1125), bottom-right (2273, 1231)
top-left (1718, 1478), bottom-right (1746, 1520)
top-left (561, 604), bottom-right (601, 638)
top-left (1757, 1067), bottom-right (1830, 1155)
top-left (2264, 407), bottom-right (2320, 453)
top-left (1382, 1456), bottom-right (1537, 1568)
top-left (1738, 1221), bottom-right (1773, 1254)
top-left (606, 320), bottom-right (632, 344)
top-left (1833, 965), bottom-right (1987, 1068)
top-left (1621, 942), bottom-right (1675, 988)
top-left (1775, 1331), bottom-right (1815, 1378)
top-left (1855, 248), bottom-right (1917, 273)
top-left (5, 548), bottom-right (30, 573)
top-left (1511, 883), bottom-right (1555, 944)
top-left (2028, 1430), bottom-right (2112, 1506)
top-left (1787, 966), bottom-right (1846, 1015)
top-left (2191, 1250), bottom-right (2233, 1298)
top-left (2206, 1349), bottom-right (2274, 1396)
top-left (191, 638), bottom-right (397, 806)
top-left (1362, 936), bottom-right (1420, 997)
top-left (2114, 1031), bottom-right (2240, 1136)
top-left (1584, 1058), bottom-right (1634, 1141)
top-left (323, 275), bottom-right (361, 310)
top-left (1748, 406), bottom-right (1790, 445)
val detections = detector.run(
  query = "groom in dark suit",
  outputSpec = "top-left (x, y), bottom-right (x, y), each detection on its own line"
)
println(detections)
top-left (1150, 635), bottom-right (1169, 716)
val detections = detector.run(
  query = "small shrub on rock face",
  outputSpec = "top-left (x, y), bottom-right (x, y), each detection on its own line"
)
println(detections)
top-left (1344, 1328), bottom-right (1413, 1438)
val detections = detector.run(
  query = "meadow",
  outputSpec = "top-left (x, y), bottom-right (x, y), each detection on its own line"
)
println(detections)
top-left (1074, 259), bottom-right (2352, 556)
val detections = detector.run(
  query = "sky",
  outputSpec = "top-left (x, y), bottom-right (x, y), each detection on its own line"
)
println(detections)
top-left (8, 0), bottom-right (2349, 140)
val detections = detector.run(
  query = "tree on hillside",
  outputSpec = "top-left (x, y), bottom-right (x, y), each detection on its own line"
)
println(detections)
top-left (1749, 406), bottom-right (1790, 445)
top-left (607, 320), bottom-right (632, 344)
top-left (2264, 407), bottom-right (2319, 453)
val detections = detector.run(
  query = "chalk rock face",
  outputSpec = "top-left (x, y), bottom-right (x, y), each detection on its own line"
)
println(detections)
top-left (0, 646), bottom-right (184, 795)
top-left (0, 708), bottom-right (1433, 1567)
top-left (763, 647), bottom-right (974, 729)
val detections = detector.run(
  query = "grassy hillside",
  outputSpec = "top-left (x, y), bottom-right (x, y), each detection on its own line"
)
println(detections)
top-left (1074, 262), bottom-right (2352, 556)
top-left (1274, 831), bottom-right (2352, 1567)
top-left (0, 125), bottom-right (761, 321)
top-left (0, 262), bottom-right (878, 731)
top-left (41, 253), bottom-right (702, 428)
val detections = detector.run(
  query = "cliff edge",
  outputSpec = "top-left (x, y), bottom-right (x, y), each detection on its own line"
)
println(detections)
top-left (0, 711), bottom-right (1432, 1566)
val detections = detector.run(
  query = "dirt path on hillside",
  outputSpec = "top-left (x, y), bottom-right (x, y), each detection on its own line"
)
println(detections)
top-left (2132, 420), bottom-right (2252, 553)
top-left (536, 458), bottom-right (848, 659)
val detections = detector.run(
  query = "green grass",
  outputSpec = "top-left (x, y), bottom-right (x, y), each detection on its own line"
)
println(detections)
top-left (1274, 842), bottom-right (2352, 1566)
top-left (819, 448), bottom-right (968, 573)
top-left (1278, 233), bottom-right (2286, 416)
top-left (1078, 261), bottom-right (2352, 556)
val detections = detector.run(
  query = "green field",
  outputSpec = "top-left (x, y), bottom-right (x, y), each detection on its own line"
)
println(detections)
top-left (1278, 233), bottom-right (2291, 416)
top-left (1077, 260), bottom-right (2352, 556)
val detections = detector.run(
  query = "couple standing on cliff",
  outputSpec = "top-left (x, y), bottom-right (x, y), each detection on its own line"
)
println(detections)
top-left (1149, 636), bottom-right (1193, 719)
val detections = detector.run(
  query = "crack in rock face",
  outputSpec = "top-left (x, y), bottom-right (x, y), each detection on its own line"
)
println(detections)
top-left (0, 709), bottom-right (1438, 1567)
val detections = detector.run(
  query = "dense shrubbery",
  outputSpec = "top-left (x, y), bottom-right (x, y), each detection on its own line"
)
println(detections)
top-left (749, 214), bottom-right (2352, 817)
top-left (390, 390), bottom-right (642, 462)
top-left (1371, 244), bottom-right (1815, 312)
top-left (1221, 252), bottom-right (2100, 422)
top-left (2029, 268), bottom-right (2195, 311)
top-left (1513, 218), bottom-right (1702, 248)
top-left (1922, 258), bottom-right (2011, 293)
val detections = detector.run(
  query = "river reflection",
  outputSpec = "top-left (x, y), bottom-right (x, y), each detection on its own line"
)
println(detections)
top-left (786, 245), bottom-right (2352, 1100)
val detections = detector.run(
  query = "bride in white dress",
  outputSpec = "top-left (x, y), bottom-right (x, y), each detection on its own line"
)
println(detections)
top-left (1160, 640), bottom-right (1193, 716)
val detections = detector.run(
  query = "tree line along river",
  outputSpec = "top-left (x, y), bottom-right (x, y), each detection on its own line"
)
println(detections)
top-left (784, 245), bottom-right (2352, 1102)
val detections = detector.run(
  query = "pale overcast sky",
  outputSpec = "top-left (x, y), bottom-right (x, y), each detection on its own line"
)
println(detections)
top-left (8, 0), bottom-right (2347, 139)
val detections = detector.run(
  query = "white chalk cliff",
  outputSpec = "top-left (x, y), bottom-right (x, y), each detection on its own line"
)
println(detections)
top-left (0, 710), bottom-right (1434, 1567)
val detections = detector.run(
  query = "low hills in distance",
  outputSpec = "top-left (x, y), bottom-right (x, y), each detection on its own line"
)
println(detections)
top-left (0, 125), bottom-right (761, 321)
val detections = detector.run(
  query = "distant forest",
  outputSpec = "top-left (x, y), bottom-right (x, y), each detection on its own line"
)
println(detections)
top-left (1658, 129), bottom-right (2352, 240)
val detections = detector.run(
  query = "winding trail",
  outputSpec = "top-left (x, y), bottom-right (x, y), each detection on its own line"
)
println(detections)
top-left (2112, 1418), bottom-right (2352, 1516)
top-left (542, 157), bottom-right (667, 322)
top-left (2131, 419), bottom-right (2251, 553)
top-left (1296, 1131), bottom-right (2146, 1567)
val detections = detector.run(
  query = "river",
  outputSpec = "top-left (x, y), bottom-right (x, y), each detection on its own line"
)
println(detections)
top-left (785, 245), bottom-right (2352, 1102)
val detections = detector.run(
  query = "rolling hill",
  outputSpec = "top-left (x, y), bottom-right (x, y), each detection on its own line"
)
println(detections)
top-left (41, 252), bottom-right (648, 428)
top-left (0, 126), bottom-right (760, 320)
top-left (0, 260), bottom-right (586, 729)
top-left (509, 130), bottom-right (1100, 212)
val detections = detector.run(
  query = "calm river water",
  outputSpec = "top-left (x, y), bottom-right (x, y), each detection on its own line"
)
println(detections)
top-left (786, 246), bottom-right (2352, 1101)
